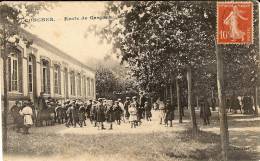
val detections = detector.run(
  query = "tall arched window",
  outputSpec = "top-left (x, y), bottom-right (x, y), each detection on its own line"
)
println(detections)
top-left (41, 59), bottom-right (50, 94)
top-left (77, 73), bottom-right (81, 96)
top-left (8, 53), bottom-right (19, 91)
top-left (64, 67), bottom-right (69, 98)
top-left (87, 78), bottom-right (90, 96)
top-left (28, 54), bottom-right (35, 93)
top-left (54, 64), bottom-right (61, 94)
top-left (70, 71), bottom-right (75, 96)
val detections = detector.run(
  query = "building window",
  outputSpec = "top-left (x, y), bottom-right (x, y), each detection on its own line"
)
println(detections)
top-left (64, 67), bottom-right (68, 98)
top-left (91, 79), bottom-right (95, 97)
top-left (77, 73), bottom-right (81, 96)
top-left (41, 59), bottom-right (50, 94)
top-left (70, 71), bottom-right (75, 96)
top-left (28, 55), bottom-right (33, 92)
top-left (87, 78), bottom-right (90, 96)
top-left (54, 64), bottom-right (61, 94)
top-left (8, 52), bottom-right (20, 92)
top-left (81, 76), bottom-right (86, 97)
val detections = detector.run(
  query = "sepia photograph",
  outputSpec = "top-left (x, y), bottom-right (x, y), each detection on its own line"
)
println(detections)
top-left (0, 1), bottom-right (259, 161)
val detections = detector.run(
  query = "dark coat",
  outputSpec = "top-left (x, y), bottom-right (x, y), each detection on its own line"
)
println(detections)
top-left (10, 105), bottom-right (24, 127)
top-left (230, 96), bottom-right (241, 110)
top-left (106, 105), bottom-right (114, 122)
top-left (113, 104), bottom-right (122, 120)
top-left (165, 103), bottom-right (175, 121)
top-left (200, 101), bottom-right (211, 118)
top-left (124, 101), bottom-right (130, 117)
top-left (96, 103), bottom-right (106, 122)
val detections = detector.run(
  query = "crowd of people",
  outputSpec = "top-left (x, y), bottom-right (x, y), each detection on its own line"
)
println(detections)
top-left (9, 91), bottom-right (256, 135)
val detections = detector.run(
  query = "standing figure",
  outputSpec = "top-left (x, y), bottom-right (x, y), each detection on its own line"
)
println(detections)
top-left (113, 101), bottom-right (123, 125)
top-left (106, 100), bottom-right (114, 130)
top-left (90, 101), bottom-right (97, 127)
top-left (129, 103), bottom-right (138, 128)
top-left (124, 97), bottom-right (131, 121)
top-left (132, 96), bottom-right (141, 126)
top-left (10, 101), bottom-right (24, 132)
top-left (157, 98), bottom-right (166, 125)
top-left (139, 92), bottom-right (146, 120)
top-left (78, 103), bottom-right (86, 127)
top-left (19, 101), bottom-right (34, 134)
top-left (118, 99), bottom-right (125, 122)
top-left (230, 95), bottom-right (242, 114)
top-left (165, 100), bottom-right (175, 127)
top-left (96, 98), bottom-right (106, 130)
top-left (211, 97), bottom-right (216, 111)
top-left (200, 97), bottom-right (211, 125)
top-left (242, 96), bottom-right (254, 114)
top-left (144, 101), bottom-right (152, 121)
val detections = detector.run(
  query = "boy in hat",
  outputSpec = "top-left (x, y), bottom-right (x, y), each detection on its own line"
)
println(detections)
top-left (113, 101), bottom-right (123, 125)
top-left (106, 100), bottom-right (114, 130)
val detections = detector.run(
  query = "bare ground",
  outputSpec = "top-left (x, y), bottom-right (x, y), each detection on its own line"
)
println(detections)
top-left (4, 110), bottom-right (260, 161)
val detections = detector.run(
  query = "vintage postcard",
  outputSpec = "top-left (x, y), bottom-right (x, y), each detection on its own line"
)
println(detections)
top-left (0, 1), bottom-right (259, 161)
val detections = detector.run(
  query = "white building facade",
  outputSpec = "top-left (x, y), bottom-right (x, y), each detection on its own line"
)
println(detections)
top-left (1, 29), bottom-right (96, 109)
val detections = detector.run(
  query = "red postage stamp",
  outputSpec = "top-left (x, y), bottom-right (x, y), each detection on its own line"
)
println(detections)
top-left (217, 2), bottom-right (253, 44)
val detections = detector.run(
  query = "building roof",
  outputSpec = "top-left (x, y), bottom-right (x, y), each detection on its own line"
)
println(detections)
top-left (19, 28), bottom-right (95, 73)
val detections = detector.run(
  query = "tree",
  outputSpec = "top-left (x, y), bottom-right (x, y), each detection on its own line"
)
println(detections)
top-left (0, 2), bottom-right (52, 151)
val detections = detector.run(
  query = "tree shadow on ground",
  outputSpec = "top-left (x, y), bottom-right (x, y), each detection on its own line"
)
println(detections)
top-left (165, 129), bottom-right (259, 161)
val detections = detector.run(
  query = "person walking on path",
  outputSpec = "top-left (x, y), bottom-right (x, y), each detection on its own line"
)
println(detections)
top-left (129, 103), bottom-right (138, 128)
top-left (165, 100), bottom-right (175, 127)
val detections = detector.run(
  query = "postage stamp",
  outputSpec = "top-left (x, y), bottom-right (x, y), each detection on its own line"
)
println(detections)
top-left (217, 2), bottom-right (253, 44)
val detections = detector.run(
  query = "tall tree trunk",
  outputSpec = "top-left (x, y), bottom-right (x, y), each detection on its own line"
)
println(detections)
top-left (196, 96), bottom-right (199, 109)
top-left (170, 84), bottom-right (173, 105)
top-left (176, 78), bottom-right (182, 123)
top-left (2, 45), bottom-right (8, 152)
top-left (216, 44), bottom-right (229, 161)
top-left (2, 22), bottom-right (8, 152)
top-left (187, 66), bottom-right (198, 136)
top-left (255, 86), bottom-right (258, 116)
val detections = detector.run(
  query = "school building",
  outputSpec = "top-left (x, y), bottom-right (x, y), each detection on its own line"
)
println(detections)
top-left (0, 28), bottom-right (96, 109)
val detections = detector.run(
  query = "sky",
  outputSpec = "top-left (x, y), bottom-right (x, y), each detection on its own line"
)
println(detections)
top-left (24, 2), bottom-right (114, 63)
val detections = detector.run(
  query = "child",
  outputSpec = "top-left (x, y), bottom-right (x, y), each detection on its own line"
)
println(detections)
top-left (129, 103), bottom-right (138, 128)
top-left (106, 100), bottom-right (114, 130)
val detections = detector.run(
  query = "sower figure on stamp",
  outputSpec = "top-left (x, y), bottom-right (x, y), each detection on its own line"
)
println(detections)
top-left (165, 100), bottom-right (175, 127)
top-left (19, 101), bottom-right (34, 134)
top-left (10, 101), bottom-right (24, 133)
top-left (200, 97), bottom-right (211, 125)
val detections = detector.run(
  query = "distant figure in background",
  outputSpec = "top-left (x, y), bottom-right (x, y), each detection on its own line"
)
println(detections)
top-left (157, 98), bottom-right (166, 125)
top-left (118, 99), bottom-right (125, 122)
top-left (165, 100), bottom-right (175, 127)
top-left (10, 101), bottom-right (24, 133)
top-left (124, 97), bottom-right (131, 121)
top-left (200, 97), bottom-right (211, 125)
top-left (129, 103), bottom-right (138, 128)
top-left (96, 98), bottom-right (106, 130)
top-left (38, 92), bottom-right (47, 110)
top-left (144, 101), bottom-right (152, 121)
top-left (113, 101), bottom-right (123, 125)
top-left (132, 96), bottom-right (141, 126)
top-left (211, 97), bottom-right (216, 111)
top-left (139, 92), bottom-right (146, 120)
top-left (242, 95), bottom-right (254, 114)
top-left (106, 100), bottom-right (114, 130)
top-left (230, 94), bottom-right (242, 114)
top-left (19, 101), bottom-right (34, 134)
